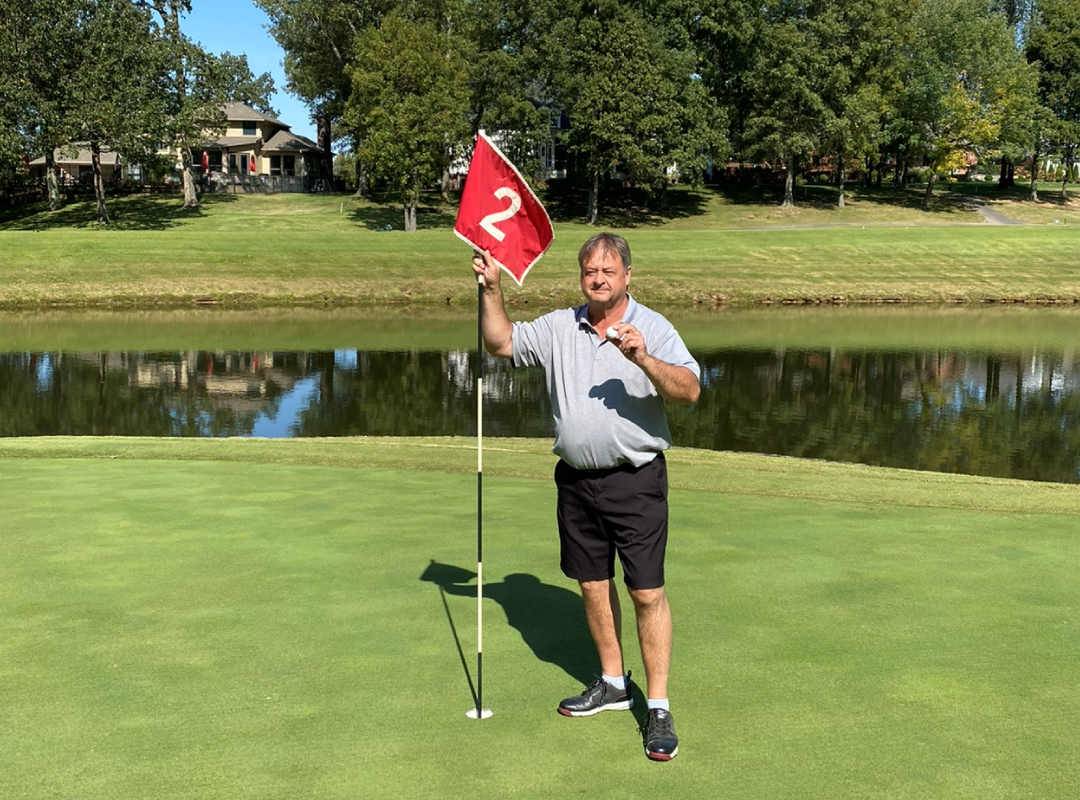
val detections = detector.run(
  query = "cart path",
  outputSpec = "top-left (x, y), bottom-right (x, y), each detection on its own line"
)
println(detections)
top-left (947, 194), bottom-right (1028, 225)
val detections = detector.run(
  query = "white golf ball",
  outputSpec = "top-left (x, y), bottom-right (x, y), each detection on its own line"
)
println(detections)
top-left (606, 327), bottom-right (619, 341)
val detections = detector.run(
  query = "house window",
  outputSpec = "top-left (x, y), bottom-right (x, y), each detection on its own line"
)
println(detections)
top-left (270, 155), bottom-right (281, 176)
top-left (243, 121), bottom-right (257, 136)
top-left (208, 151), bottom-right (222, 171)
top-left (283, 155), bottom-right (295, 176)
top-left (229, 154), bottom-right (237, 173)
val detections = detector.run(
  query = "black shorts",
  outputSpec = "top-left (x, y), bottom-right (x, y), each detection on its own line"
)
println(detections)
top-left (554, 453), bottom-right (668, 590)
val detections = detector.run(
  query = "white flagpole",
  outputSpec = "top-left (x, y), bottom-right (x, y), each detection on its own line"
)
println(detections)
top-left (468, 231), bottom-right (492, 720)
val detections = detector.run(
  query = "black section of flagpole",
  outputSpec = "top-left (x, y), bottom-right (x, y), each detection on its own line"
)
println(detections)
top-left (476, 278), bottom-right (483, 718)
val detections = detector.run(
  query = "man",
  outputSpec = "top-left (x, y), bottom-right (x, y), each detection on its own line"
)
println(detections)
top-left (471, 232), bottom-right (700, 761)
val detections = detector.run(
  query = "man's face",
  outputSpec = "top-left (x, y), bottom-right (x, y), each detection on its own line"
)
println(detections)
top-left (580, 247), bottom-right (631, 309)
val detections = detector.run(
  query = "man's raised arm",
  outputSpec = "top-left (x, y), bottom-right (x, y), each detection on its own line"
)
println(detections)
top-left (471, 250), bottom-right (514, 359)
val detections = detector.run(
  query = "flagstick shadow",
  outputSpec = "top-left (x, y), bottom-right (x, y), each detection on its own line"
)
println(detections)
top-left (439, 586), bottom-right (478, 709)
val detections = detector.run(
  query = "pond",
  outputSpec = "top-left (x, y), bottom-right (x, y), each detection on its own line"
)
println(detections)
top-left (3, 307), bottom-right (1080, 484)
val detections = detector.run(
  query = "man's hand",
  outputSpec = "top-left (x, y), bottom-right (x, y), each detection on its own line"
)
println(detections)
top-left (472, 249), bottom-right (502, 290)
top-left (607, 323), bottom-right (701, 405)
top-left (607, 322), bottom-right (649, 367)
top-left (472, 249), bottom-right (514, 358)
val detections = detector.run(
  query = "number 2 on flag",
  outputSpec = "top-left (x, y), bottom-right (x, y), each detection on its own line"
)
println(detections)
top-left (454, 130), bottom-right (553, 285)
top-left (479, 188), bottom-right (521, 243)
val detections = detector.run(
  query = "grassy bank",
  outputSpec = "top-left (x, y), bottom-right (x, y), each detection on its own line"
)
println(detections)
top-left (2, 437), bottom-right (1078, 799)
top-left (8, 303), bottom-right (1080, 352)
top-left (2, 189), bottom-right (1080, 309)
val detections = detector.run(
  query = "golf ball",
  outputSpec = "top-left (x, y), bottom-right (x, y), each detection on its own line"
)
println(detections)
top-left (606, 327), bottom-right (619, 341)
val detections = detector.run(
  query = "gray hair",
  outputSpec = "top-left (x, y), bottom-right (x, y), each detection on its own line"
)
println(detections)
top-left (578, 232), bottom-right (631, 271)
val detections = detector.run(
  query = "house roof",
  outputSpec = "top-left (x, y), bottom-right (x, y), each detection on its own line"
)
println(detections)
top-left (262, 129), bottom-right (325, 154)
top-left (199, 136), bottom-right (262, 149)
top-left (29, 145), bottom-right (118, 166)
top-left (221, 101), bottom-right (287, 129)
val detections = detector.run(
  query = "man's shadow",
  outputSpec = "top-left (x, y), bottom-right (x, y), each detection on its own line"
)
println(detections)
top-left (420, 561), bottom-right (599, 690)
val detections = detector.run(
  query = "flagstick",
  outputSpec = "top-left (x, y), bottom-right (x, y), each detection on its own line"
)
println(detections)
top-left (467, 273), bottom-right (493, 720)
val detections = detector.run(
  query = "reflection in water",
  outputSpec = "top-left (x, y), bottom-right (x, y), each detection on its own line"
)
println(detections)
top-left (3, 347), bottom-right (1080, 483)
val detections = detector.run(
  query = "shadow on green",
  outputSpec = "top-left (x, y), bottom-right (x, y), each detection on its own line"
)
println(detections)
top-left (421, 560), bottom-right (597, 689)
top-left (0, 192), bottom-right (239, 231)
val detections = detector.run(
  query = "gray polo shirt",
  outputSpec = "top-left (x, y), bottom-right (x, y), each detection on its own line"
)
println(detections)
top-left (512, 295), bottom-right (700, 470)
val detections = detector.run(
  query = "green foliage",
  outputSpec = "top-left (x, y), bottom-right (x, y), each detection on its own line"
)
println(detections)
top-left (889, 0), bottom-right (1037, 202)
top-left (1027, 0), bottom-right (1080, 168)
top-left (547, 0), bottom-right (726, 219)
top-left (343, 14), bottom-right (471, 230)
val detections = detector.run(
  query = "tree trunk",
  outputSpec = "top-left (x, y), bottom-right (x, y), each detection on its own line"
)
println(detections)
top-left (587, 169), bottom-right (599, 225)
top-left (317, 114), bottom-right (333, 181)
top-left (353, 145), bottom-right (368, 198)
top-left (440, 166), bottom-right (452, 203)
top-left (1062, 146), bottom-right (1074, 200)
top-left (1030, 146), bottom-right (1040, 202)
top-left (782, 157), bottom-right (795, 208)
top-left (90, 141), bottom-right (110, 224)
top-left (837, 156), bottom-right (846, 208)
top-left (923, 170), bottom-right (937, 208)
top-left (999, 157), bottom-right (1015, 188)
top-left (45, 150), bottom-right (62, 211)
top-left (180, 148), bottom-right (199, 208)
top-left (404, 203), bottom-right (417, 232)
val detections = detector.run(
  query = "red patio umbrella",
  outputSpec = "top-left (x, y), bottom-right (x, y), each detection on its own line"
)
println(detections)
top-left (249, 154), bottom-right (256, 173)
top-left (201, 150), bottom-right (209, 171)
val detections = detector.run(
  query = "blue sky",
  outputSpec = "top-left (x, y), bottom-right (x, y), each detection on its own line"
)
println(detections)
top-left (183, 0), bottom-right (317, 141)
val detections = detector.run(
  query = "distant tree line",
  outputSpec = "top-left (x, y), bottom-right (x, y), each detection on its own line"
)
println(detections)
top-left (255, 0), bottom-right (1080, 228)
top-left (4, 0), bottom-right (1079, 229)
top-left (0, 0), bottom-right (276, 222)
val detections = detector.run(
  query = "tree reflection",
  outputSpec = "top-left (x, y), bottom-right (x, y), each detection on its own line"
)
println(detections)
top-left (3, 346), bottom-right (1080, 483)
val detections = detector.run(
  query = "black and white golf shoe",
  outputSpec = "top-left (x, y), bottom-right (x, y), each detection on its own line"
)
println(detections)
top-left (641, 708), bottom-right (679, 761)
top-left (557, 673), bottom-right (633, 717)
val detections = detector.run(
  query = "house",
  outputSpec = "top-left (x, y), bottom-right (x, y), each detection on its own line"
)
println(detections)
top-left (27, 144), bottom-right (129, 185)
top-left (28, 101), bottom-right (328, 192)
top-left (197, 101), bottom-right (328, 190)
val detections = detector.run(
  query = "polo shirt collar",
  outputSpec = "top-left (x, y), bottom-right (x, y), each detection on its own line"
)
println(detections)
top-left (575, 294), bottom-right (639, 332)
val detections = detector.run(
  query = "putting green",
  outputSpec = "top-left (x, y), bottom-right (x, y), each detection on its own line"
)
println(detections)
top-left (1, 439), bottom-right (1077, 798)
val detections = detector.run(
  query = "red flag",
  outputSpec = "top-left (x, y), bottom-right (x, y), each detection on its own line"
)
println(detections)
top-left (454, 131), bottom-right (553, 285)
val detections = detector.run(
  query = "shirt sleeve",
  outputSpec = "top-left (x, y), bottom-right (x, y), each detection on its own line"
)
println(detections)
top-left (650, 324), bottom-right (701, 381)
top-left (511, 312), bottom-right (556, 369)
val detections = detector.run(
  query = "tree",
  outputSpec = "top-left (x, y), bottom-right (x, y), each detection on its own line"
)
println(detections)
top-left (143, 0), bottom-right (215, 209)
top-left (141, 2), bottom-right (276, 210)
top-left (214, 52), bottom-right (278, 117)
top-left (547, 0), bottom-right (725, 222)
top-left (1027, 0), bottom-right (1080, 199)
top-left (255, 0), bottom-right (394, 187)
top-left (742, 9), bottom-right (832, 208)
top-left (343, 14), bottom-right (471, 232)
top-left (0, 0), bottom-right (88, 210)
top-left (893, 0), bottom-right (1035, 206)
top-left (813, 0), bottom-right (908, 207)
top-left (64, 0), bottom-right (170, 223)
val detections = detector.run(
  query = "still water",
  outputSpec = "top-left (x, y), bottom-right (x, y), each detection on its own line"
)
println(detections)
top-left (4, 335), bottom-right (1080, 483)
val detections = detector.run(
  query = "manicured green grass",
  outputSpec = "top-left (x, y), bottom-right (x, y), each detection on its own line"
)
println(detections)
top-left (4, 190), bottom-right (1080, 309)
top-left (1, 437), bottom-right (1078, 799)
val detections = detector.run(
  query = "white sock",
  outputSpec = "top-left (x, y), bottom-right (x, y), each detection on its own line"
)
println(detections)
top-left (602, 673), bottom-right (627, 690)
top-left (647, 698), bottom-right (670, 711)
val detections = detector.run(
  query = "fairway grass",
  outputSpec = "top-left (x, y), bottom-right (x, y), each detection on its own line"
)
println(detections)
top-left (5, 191), bottom-right (1080, 309)
top-left (2, 437), bottom-right (1078, 799)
